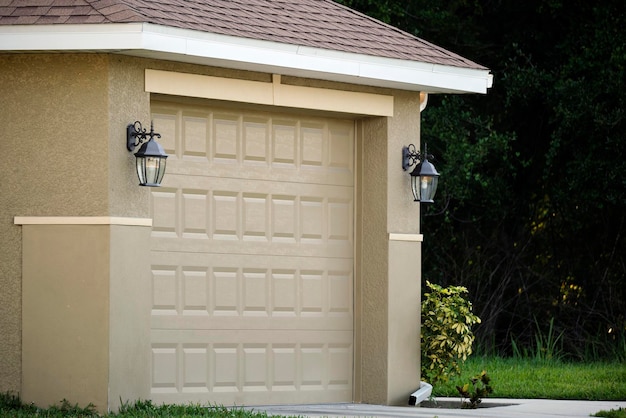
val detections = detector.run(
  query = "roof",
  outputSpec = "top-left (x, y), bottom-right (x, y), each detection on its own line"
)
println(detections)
top-left (0, 0), bottom-right (493, 94)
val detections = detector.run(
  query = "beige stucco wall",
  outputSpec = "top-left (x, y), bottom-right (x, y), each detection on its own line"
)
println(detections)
top-left (0, 53), bottom-right (112, 395)
top-left (1, 52), bottom-right (424, 409)
top-left (21, 224), bottom-right (111, 409)
top-left (357, 91), bottom-right (422, 404)
top-left (108, 224), bottom-right (152, 411)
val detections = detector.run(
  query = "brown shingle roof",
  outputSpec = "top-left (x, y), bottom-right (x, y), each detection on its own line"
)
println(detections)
top-left (0, 0), bottom-right (486, 70)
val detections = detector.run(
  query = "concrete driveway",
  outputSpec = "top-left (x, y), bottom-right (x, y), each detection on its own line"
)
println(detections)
top-left (246, 398), bottom-right (626, 418)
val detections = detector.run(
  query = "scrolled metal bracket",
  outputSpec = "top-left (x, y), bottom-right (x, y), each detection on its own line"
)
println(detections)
top-left (127, 121), bottom-right (161, 152)
top-left (402, 143), bottom-right (434, 170)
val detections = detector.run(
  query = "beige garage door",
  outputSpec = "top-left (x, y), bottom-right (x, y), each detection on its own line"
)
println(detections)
top-left (147, 101), bottom-right (354, 406)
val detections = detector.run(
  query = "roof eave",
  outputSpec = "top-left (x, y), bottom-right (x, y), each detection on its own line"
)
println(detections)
top-left (0, 22), bottom-right (493, 94)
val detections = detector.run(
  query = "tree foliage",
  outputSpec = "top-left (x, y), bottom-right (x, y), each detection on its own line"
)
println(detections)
top-left (337, 0), bottom-right (626, 359)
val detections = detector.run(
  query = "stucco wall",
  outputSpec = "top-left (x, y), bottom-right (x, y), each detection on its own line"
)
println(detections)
top-left (358, 91), bottom-right (422, 404)
top-left (0, 53), bottom-right (111, 394)
top-left (21, 224), bottom-right (111, 410)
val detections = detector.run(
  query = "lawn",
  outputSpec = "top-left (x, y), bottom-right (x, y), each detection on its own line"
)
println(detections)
top-left (433, 356), bottom-right (626, 401)
top-left (2, 356), bottom-right (625, 417)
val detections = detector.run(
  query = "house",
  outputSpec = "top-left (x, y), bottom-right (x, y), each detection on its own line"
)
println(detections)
top-left (0, 0), bottom-right (492, 413)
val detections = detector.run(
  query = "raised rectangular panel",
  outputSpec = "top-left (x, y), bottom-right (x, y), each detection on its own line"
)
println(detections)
top-left (272, 345), bottom-right (297, 389)
top-left (152, 345), bottom-right (178, 391)
top-left (212, 192), bottom-right (239, 240)
top-left (151, 189), bottom-right (178, 237)
top-left (272, 120), bottom-right (297, 166)
top-left (301, 345), bottom-right (324, 387)
top-left (183, 346), bottom-right (209, 391)
top-left (152, 112), bottom-right (178, 156)
top-left (328, 124), bottom-right (353, 170)
top-left (272, 270), bottom-right (297, 316)
top-left (182, 115), bottom-right (209, 158)
top-left (243, 345), bottom-right (268, 391)
top-left (152, 267), bottom-right (178, 314)
top-left (329, 271), bottom-right (352, 315)
top-left (243, 117), bottom-right (269, 163)
top-left (182, 269), bottom-right (208, 314)
top-left (243, 269), bottom-right (268, 316)
top-left (213, 345), bottom-right (239, 392)
top-left (328, 198), bottom-right (352, 241)
top-left (328, 344), bottom-right (352, 387)
top-left (213, 114), bottom-right (239, 161)
top-left (271, 196), bottom-right (296, 242)
top-left (300, 270), bottom-right (324, 315)
top-left (242, 193), bottom-right (268, 241)
top-left (300, 197), bottom-right (324, 242)
top-left (300, 123), bottom-right (325, 166)
top-left (182, 191), bottom-right (209, 238)
top-left (212, 268), bottom-right (239, 316)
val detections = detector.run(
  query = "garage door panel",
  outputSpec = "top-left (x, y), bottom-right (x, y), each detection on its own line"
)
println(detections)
top-left (150, 102), bottom-right (353, 406)
top-left (151, 330), bottom-right (352, 403)
top-left (152, 106), bottom-right (354, 187)
top-left (149, 177), bottom-right (353, 258)
top-left (150, 253), bottom-right (352, 330)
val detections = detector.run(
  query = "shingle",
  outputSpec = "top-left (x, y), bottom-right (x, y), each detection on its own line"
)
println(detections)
top-left (0, 0), bottom-right (486, 70)
top-left (15, 0), bottom-right (55, 5)
top-left (11, 6), bottom-right (51, 16)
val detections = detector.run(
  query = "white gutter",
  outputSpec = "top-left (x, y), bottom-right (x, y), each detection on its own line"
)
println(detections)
top-left (0, 23), bottom-right (492, 94)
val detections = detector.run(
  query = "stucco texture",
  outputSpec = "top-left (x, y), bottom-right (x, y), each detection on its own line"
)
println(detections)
top-left (357, 91), bottom-right (423, 404)
top-left (0, 54), bottom-right (110, 393)
top-left (0, 53), bottom-right (154, 393)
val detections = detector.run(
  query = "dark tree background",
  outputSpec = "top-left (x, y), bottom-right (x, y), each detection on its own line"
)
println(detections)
top-left (336, 0), bottom-right (626, 359)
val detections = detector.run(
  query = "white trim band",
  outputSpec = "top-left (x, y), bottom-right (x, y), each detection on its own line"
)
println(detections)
top-left (14, 217), bottom-right (153, 227)
top-left (0, 23), bottom-right (493, 94)
top-left (389, 233), bottom-right (423, 242)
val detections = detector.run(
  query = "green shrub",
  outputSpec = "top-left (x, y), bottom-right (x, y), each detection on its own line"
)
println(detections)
top-left (421, 281), bottom-right (481, 384)
top-left (456, 370), bottom-right (493, 408)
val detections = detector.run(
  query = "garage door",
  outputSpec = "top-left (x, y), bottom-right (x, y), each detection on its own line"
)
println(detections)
top-left (147, 101), bottom-right (354, 406)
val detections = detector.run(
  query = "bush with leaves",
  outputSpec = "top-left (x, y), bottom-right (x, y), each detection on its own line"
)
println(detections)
top-left (456, 370), bottom-right (493, 408)
top-left (421, 281), bottom-right (481, 384)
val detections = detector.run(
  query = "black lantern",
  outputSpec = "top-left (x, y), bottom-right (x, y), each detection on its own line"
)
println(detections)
top-left (127, 121), bottom-right (168, 187)
top-left (402, 143), bottom-right (440, 203)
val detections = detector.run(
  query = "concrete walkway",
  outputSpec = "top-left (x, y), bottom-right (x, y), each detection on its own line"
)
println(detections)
top-left (245, 398), bottom-right (626, 418)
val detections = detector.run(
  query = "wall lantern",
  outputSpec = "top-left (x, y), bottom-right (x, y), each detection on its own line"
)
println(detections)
top-left (402, 143), bottom-right (440, 203)
top-left (127, 121), bottom-right (168, 187)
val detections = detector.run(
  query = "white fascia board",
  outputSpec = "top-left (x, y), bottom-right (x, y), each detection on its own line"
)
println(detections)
top-left (0, 23), bottom-right (145, 50)
top-left (0, 23), bottom-right (492, 94)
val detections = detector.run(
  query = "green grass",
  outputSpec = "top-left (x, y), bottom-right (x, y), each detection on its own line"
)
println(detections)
top-left (434, 356), bottom-right (626, 401)
top-left (4, 357), bottom-right (626, 416)
top-left (0, 395), bottom-right (302, 418)
top-left (593, 407), bottom-right (626, 418)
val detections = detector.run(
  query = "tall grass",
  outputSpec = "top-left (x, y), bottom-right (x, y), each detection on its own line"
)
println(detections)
top-left (510, 317), bottom-right (565, 362)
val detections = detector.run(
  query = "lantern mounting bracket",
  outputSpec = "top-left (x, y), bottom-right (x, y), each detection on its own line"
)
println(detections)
top-left (127, 121), bottom-right (161, 152)
top-left (402, 143), bottom-right (434, 171)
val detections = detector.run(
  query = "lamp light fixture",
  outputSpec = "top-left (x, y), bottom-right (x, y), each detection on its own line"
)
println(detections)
top-left (402, 143), bottom-right (439, 203)
top-left (127, 121), bottom-right (168, 187)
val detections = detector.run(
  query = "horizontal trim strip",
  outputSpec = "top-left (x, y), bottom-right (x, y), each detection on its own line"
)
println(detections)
top-left (14, 216), bottom-right (153, 227)
top-left (145, 70), bottom-right (394, 116)
top-left (389, 233), bottom-right (423, 242)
